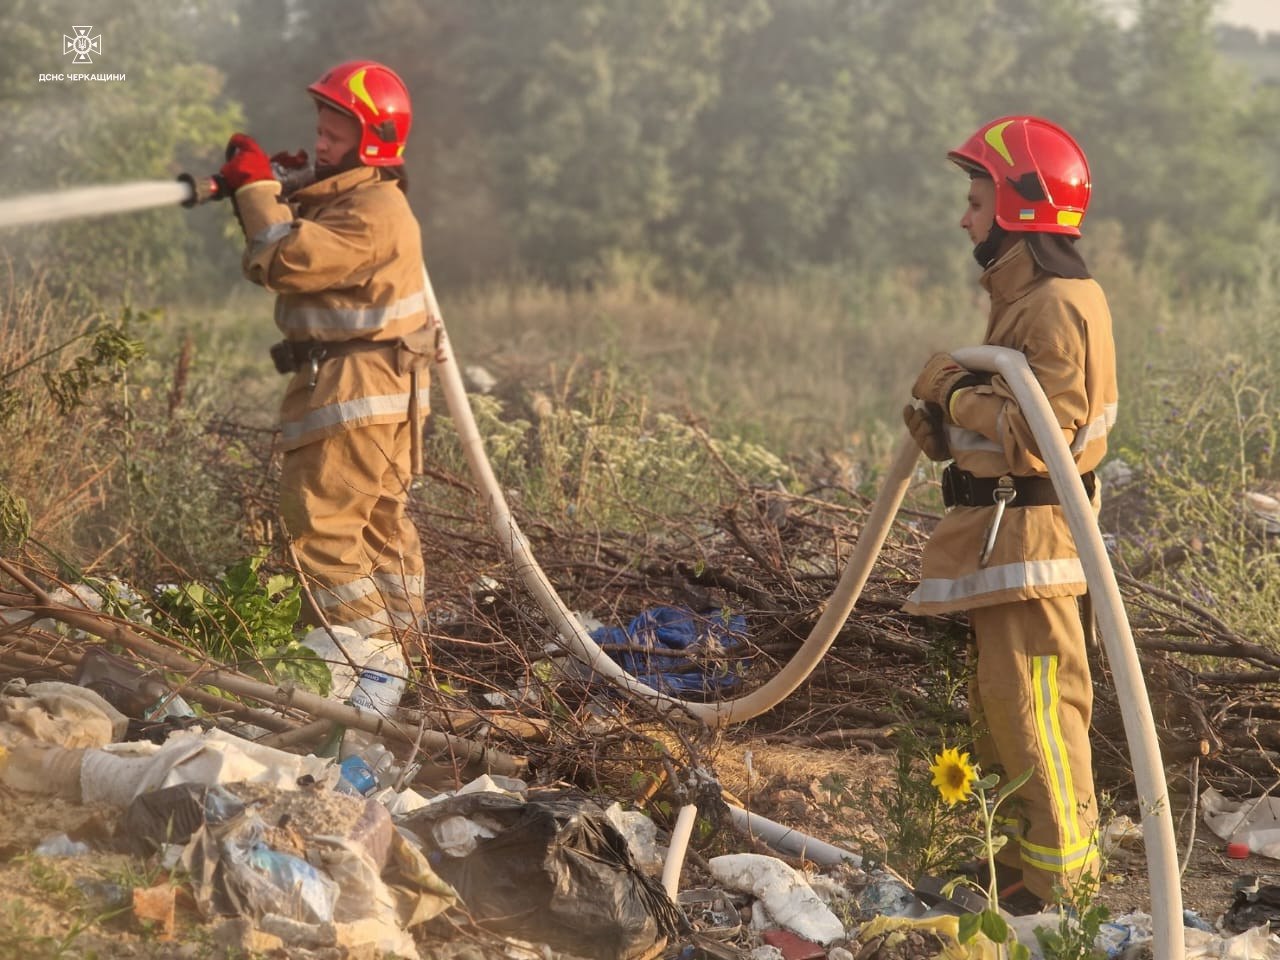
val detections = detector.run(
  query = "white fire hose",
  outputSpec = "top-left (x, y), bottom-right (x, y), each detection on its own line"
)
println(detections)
top-left (951, 346), bottom-right (1182, 960)
top-left (429, 273), bottom-right (1180, 956)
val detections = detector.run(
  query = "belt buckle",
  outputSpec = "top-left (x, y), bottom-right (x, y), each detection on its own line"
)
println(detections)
top-left (941, 465), bottom-right (959, 507)
top-left (993, 475), bottom-right (1017, 507)
top-left (979, 476), bottom-right (1018, 567)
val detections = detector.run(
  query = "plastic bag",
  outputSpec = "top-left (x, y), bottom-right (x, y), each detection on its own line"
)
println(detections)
top-left (401, 790), bottom-right (682, 960)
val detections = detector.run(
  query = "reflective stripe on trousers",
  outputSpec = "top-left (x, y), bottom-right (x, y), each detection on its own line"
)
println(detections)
top-left (968, 595), bottom-right (1100, 902)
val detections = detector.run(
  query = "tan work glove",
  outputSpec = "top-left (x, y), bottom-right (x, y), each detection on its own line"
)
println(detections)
top-left (911, 352), bottom-right (980, 408)
top-left (902, 401), bottom-right (950, 462)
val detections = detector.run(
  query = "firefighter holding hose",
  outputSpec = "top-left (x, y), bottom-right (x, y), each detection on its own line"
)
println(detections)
top-left (902, 116), bottom-right (1117, 913)
top-left (217, 60), bottom-right (436, 642)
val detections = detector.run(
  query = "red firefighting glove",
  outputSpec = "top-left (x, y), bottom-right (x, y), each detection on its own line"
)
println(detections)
top-left (219, 133), bottom-right (274, 193)
top-left (902, 401), bottom-right (950, 462)
top-left (270, 148), bottom-right (309, 171)
top-left (911, 352), bottom-right (981, 410)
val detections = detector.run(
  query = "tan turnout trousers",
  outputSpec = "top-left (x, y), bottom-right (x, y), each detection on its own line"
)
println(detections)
top-left (280, 421), bottom-right (425, 639)
top-left (969, 596), bottom-right (1099, 902)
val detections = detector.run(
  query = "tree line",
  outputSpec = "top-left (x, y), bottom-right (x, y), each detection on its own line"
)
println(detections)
top-left (2, 0), bottom-right (1278, 297)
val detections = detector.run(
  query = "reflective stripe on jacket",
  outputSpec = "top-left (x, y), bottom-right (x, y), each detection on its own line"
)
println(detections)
top-left (903, 240), bottom-right (1118, 615)
top-left (234, 168), bottom-right (432, 451)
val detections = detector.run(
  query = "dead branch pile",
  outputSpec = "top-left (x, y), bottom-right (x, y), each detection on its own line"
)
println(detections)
top-left (2, 427), bottom-right (1279, 814)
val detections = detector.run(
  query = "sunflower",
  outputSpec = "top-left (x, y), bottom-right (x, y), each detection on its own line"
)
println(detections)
top-left (930, 746), bottom-right (977, 806)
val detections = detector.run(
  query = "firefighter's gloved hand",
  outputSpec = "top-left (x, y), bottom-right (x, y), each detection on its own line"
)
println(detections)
top-left (219, 133), bottom-right (273, 193)
top-left (912, 352), bottom-right (981, 409)
top-left (903, 401), bottom-right (950, 462)
top-left (270, 148), bottom-right (309, 170)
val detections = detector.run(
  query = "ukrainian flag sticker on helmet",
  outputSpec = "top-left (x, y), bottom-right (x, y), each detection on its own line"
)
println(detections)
top-left (1019, 209), bottom-right (1036, 220)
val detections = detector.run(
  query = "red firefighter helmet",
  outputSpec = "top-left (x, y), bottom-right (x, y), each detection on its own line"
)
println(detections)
top-left (947, 116), bottom-right (1090, 237)
top-left (307, 60), bottom-right (411, 166)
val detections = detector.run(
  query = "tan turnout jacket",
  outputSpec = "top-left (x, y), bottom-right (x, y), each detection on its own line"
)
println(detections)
top-left (903, 240), bottom-right (1118, 615)
top-left (234, 167), bottom-right (433, 452)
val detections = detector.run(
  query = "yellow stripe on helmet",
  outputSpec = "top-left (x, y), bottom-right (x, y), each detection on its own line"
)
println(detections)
top-left (984, 120), bottom-right (1016, 166)
top-left (347, 68), bottom-right (379, 116)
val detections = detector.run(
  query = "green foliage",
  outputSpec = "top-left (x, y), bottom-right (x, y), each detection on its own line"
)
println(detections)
top-left (429, 364), bottom-right (794, 530)
top-left (193, 0), bottom-right (1279, 292)
top-left (153, 553), bottom-right (329, 694)
top-left (1035, 870), bottom-right (1110, 960)
top-left (949, 764), bottom-right (1035, 960)
top-left (1116, 342), bottom-right (1280, 649)
top-left (865, 737), bottom-right (980, 881)
top-left (0, 483), bottom-right (31, 550)
top-left (40, 308), bottom-right (149, 415)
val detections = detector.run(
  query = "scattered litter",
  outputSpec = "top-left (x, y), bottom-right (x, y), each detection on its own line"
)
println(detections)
top-left (33, 832), bottom-right (91, 857)
top-left (1184, 923), bottom-right (1280, 959)
top-left (1, 678), bottom-right (128, 748)
top-left (298, 625), bottom-right (373, 701)
top-left (606, 801), bottom-right (664, 876)
top-left (1101, 813), bottom-right (1143, 854)
top-left (1202, 787), bottom-right (1280, 858)
top-left (857, 870), bottom-right (923, 919)
top-left (708, 853), bottom-right (846, 945)
top-left (74, 877), bottom-right (133, 911)
top-left (761, 927), bottom-right (827, 959)
top-left (678, 887), bottom-right (742, 940)
top-left (73, 647), bottom-right (194, 723)
top-left (854, 913), bottom-right (988, 959)
top-left (131, 883), bottom-right (178, 940)
top-left (1224, 875), bottom-right (1280, 934)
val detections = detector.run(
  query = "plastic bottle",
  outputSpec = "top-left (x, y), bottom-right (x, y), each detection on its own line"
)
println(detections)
top-left (348, 653), bottom-right (406, 717)
top-left (362, 741), bottom-right (398, 784)
top-left (335, 755), bottom-right (378, 797)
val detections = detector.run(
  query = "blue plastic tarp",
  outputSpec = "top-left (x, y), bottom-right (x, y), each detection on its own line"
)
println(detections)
top-left (588, 605), bottom-right (749, 699)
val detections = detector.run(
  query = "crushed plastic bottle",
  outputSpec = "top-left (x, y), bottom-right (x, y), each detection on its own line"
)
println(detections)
top-left (856, 869), bottom-right (923, 919)
top-left (34, 833), bottom-right (91, 857)
top-left (348, 654), bottom-right (406, 717)
top-left (335, 754), bottom-right (378, 797)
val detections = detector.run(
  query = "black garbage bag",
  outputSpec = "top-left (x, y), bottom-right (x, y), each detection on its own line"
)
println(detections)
top-left (402, 790), bottom-right (683, 960)
top-left (116, 782), bottom-right (246, 856)
top-left (1224, 877), bottom-right (1280, 933)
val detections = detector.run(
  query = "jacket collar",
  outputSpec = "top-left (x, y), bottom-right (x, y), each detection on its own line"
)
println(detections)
top-left (292, 165), bottom-right (379, 204)
top-left (979, 239), bottom-right (1040, 304)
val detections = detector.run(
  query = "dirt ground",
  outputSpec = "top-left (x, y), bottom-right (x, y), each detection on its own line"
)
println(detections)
top-left (0, 738), bottom-right (1263, 959)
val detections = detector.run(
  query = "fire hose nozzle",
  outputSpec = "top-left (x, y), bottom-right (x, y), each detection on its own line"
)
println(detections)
top-left (176, 172), bottom-right (224, 208)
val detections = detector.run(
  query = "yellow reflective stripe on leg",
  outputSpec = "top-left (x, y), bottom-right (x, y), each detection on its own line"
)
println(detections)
top-left (1032, 654), bottom-right (1083, 848)
top-left (1021, 834), bottom-right (1099, 873)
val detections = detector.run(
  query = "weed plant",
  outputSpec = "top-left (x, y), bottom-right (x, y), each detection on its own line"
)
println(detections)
top-left (425, 361), bottom-right (795, 532)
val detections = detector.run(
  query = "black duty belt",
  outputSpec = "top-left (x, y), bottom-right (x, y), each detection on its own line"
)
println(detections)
top-left (269, 338), bottom-right (394, 375)
top-left (941, 464), bottom-right (1095, 509)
